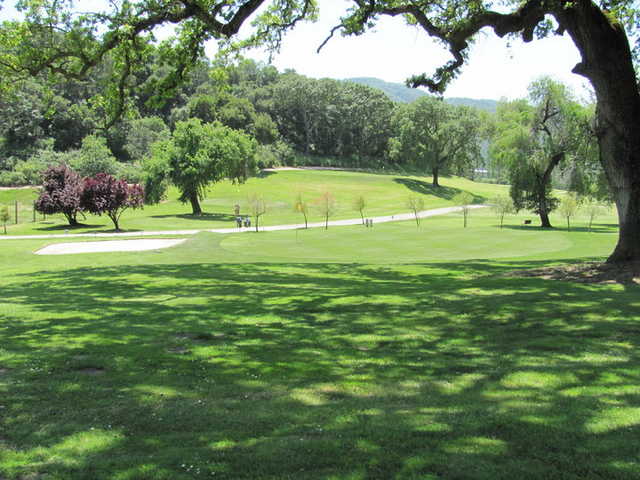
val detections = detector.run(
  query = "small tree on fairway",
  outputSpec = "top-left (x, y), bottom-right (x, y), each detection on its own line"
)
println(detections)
top-left (453, 192), bottom-right (474, 228)
top-left (491, 195), bottom-right (515, 229)
top-left (406, 195), bottom-right (425, 227)
top-left (0, 205), bottom-right (10, 234)
top-left (34, 164), bottom-right (83, 226)
top-left (353, 195), bottom-right (366, 225)
top-left (80, 173), bottom-right (144, 231)
top-left (583, 199), bottom-right (605, 232)
top-left (558, 194), bottom-right (579, 232)
top-left (316, 191), bottom-right (336, 230)
top-left (293, 192), bottom-right (309, 229)
top-left (248, 193), bottom-right (266, 232)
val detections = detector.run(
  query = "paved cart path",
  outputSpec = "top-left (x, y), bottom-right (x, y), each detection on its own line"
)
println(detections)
top-left (0, 205), bottom-right (487, 241)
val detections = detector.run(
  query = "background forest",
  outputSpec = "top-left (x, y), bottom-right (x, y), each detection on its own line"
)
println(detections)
top-left (0, 53), bottom-right (607, 207)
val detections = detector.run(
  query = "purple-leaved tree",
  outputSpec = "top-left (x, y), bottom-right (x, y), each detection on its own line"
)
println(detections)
top-left (80, 173), bottom-right (144, 231)
top-left (34, 164), bottom-right (83, 226)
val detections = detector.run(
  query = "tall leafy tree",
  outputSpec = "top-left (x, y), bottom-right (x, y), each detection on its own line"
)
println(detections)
top-left (123, 116), bottom-right (170, 161)
top-left (3, 0), bottom-right (640, 262)
top-left (145, 119), bottom-right (257, 215)
top-left (268, 74), bottom-right (393, 160)
top-left (0, 79), bottom-right (49, 160)
top-left (71, 134), bottom-right (120, 178)
top-left (492, 78), bottom-right (592, 227)
top-left (390, 97), bottom-right (481, 186)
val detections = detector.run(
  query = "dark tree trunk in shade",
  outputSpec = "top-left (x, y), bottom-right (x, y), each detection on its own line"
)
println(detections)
top-left (189, 193), bottom-right (202, 216)
top-left (559, 4), bottom-right (640, 262)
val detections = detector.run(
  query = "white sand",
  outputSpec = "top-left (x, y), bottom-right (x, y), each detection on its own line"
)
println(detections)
top-left (35, 238), bottom-right (187, 255)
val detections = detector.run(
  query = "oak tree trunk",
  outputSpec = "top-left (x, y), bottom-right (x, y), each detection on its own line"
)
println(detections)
top-left (537, 153), bottom-right (563, 229)
top-left (559, 3), bottom-right (640, 263)
top-left (539, 212), bottom-right (552, 229)
top-left (189, 193), bottom-right (202, 216)
top-left (432, 165), bottom-right (440, 187)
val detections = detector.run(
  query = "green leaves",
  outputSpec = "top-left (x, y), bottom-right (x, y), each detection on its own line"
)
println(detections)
top-left (389, 95), bottom-right (482, 177)
top-left (144, 118), bottom-right (257, 213)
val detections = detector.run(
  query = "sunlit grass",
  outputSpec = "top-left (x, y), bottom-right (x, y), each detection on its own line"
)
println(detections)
top-left (0, 209), bottom-right (638, 479)
top-left (0, 170), bottom-right (510, 235)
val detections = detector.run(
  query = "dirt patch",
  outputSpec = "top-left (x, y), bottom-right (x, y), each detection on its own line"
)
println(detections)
top-left (504, 261), bottom-right (640, 285)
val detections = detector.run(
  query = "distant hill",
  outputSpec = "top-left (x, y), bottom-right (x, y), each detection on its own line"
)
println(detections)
top-left (345, 77), bottom-right (498, 112)
top-left (444, 97), bottom-right (498, 113)
top-left (346, 77), bottom-right (427, 103)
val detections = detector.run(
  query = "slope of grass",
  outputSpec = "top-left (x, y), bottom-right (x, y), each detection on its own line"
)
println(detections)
top-left (1, 212), bottom-right (637, 479)
top-left (0, 187), bottom-right (41, 226)
top-left (0, 170), bottom-right (510, 235)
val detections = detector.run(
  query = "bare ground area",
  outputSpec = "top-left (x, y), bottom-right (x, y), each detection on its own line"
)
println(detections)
top-left (504, 261), bottom-right (640, 285)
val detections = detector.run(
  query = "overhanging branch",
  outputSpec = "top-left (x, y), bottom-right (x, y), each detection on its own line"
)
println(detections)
top-left (341, 0), bottom-right (552, 92)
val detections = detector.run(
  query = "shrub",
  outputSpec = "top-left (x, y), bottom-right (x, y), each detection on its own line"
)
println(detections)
top-left (117, 162), bottom-right (144, 184)
top-left (34, 164), bottom-right (84, 226)
top-left (0, 170), bottom-right (27, 187)
top-left (80, 173), bottom-right (144, 231)
top-left (71, 135), bottom-right (119, 177)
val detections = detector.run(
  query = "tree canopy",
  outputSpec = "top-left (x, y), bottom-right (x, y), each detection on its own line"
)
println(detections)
top-left (492, 77), bottom-right (594, 227)
top-left (389, 96), bottom-right (482, 186)
top-left (144, 118), bottom-right (257, 215)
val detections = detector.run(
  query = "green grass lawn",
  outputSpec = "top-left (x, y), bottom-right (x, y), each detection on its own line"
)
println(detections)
top-left (1, 208), bottom-right (638, 479)
top-left (0, 170), bottom-right (511, 235)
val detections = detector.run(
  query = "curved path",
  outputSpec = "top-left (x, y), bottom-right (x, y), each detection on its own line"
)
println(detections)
top-left (0, 205), bottom-right (487, 241)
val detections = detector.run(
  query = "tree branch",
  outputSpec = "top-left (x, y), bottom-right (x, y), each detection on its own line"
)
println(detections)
top-left (353, 0), bottom-right (551, 92)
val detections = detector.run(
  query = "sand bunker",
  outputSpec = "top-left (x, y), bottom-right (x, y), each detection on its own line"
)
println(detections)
top-left (35, 238), bottom-right (187, 255)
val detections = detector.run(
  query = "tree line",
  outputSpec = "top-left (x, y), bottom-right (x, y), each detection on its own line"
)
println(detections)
top-left (0, 53), bottom-right (606, 229)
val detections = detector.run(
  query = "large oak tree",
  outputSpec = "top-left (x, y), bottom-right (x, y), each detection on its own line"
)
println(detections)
top-left (1, 0), bottom-right (639, 262)
top-left (389, 96), bottom-right (482, 186)
top-left (144, 118), bottom-right (257, 215)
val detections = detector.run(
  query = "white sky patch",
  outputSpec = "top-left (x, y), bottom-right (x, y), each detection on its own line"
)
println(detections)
top-left (0, 0), bottom-right (593, 100)
top-left (235, 0), bottom-right (592, 100)
top-left (35, 238), bottom-right (187, 255)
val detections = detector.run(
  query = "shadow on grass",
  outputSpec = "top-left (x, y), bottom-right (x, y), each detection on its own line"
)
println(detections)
top-left (500, 223), bottom-right (618, 234)
top-left (256, 170), bottom-right (277, 178)
top-left (150, 212), bottom-right (236, 222)
top-left (1, 260), bottom-right (639, 479)
top-left (34, 223), bottom-right (105, 232)
top-left (394, 178), bottom-right (486, 203)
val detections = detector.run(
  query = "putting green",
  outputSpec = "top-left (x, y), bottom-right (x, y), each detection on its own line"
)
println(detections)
top-left (219, 219), bottom-right (577, 263)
